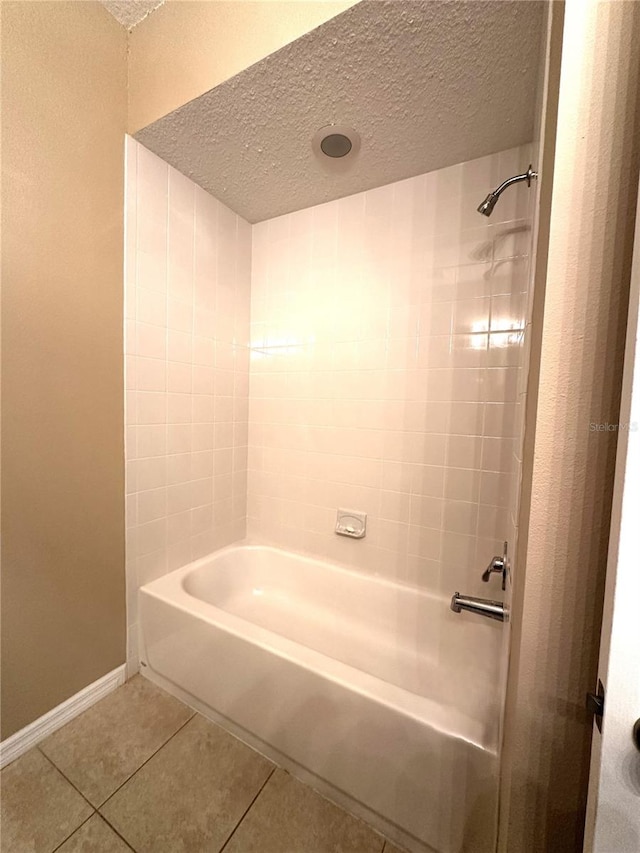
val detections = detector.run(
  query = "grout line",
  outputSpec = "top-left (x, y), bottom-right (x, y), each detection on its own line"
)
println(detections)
top-left (96, 711), bottom-right (196, 810)
top-left (95, 812), bottom-right (138, 852)
top-left (37, 705), bottom-right (195, 814)
top-left (37, 748), bottom-right (96, 813)
top-left (39, 700), bottom-right (196, 853)
top-left (217, 766), bottom-right (276, 853)
top-left (50, 812), bottom-right (95, 853)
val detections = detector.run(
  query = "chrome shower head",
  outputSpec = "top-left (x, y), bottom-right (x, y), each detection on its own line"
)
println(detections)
top-left (477, 192), bottom-right (499, 217)
top-left (477, 164), bottom-right (537, 217)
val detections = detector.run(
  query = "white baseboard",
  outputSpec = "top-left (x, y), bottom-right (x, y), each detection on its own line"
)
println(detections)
top-left (0, 664), bottom-right (126, 770)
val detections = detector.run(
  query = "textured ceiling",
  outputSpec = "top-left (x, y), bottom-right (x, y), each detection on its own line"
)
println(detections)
top-left (136, 0), bottom-right (544, 223)
top-left (100, 0), bottom-right (164, 29)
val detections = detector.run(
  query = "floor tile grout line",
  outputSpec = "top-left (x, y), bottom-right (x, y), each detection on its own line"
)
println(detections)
top-left (48, 811), bottom-right (137, 853)
top-left (36, 747), bottom-right (97, 813)
top-left (49, 812), bottom-right (95, 853)
top-left (36, 703), bottom-right (194, 813)
top-left (96, 711), bottom-right (196, 810)
top-left (217, 765), bottom-right (277, 853)
top-left (93, 812), bottom-right (138, 852)
top-left (39, 709), bottom-right (196, 853)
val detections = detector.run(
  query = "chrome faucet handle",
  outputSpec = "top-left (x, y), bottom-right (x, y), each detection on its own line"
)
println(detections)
top-left (482, 555), bottom-right (504, 581)
top-left (481, 541), bottom-right (508, 590)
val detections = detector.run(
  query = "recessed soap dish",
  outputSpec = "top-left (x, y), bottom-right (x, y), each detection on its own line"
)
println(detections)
top-left (335, 509), bottom-right (367, 539)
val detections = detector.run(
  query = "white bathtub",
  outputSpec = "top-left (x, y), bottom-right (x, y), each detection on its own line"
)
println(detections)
top-left (139, 544), bottom-right (503, 853)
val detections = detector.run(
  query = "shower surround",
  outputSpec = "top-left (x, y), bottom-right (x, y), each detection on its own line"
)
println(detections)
top-left (247, 144), bottom-right (532, 597)
top-left (125, 136), bottom-right (533, 849)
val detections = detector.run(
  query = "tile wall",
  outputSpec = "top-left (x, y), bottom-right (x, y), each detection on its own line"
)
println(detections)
top-left (247, 145), bottom-right (533, 595)
top-left (124, 138), bottom-right (251, 673)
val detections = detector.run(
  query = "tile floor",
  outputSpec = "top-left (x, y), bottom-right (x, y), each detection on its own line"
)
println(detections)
top-left (1, 676), bottom-right (405, 853)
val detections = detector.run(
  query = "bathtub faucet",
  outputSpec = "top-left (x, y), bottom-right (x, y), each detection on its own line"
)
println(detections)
top-left (450, 592), bottom-right (506, 622)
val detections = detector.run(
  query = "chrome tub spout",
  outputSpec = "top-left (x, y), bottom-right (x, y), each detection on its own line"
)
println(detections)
top-left (450, 592), bottom-right (506, 622)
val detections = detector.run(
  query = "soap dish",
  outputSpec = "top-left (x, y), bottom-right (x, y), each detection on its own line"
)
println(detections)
top-left (335, 509), bottom-right (367, 539)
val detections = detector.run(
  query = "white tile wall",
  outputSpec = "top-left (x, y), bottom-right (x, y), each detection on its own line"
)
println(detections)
top-left (247, 145), bottom-right (533, 595)
top-left (124, 138), bottom-right (251, 667)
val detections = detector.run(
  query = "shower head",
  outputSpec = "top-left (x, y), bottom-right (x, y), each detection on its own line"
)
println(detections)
top-left (477, 192), bottom-right (499, 217)
top-left (477, 164), bottom-right (537, 217)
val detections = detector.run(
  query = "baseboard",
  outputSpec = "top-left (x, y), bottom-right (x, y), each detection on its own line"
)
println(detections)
top-left (0, 664), bottom-right (126, 769)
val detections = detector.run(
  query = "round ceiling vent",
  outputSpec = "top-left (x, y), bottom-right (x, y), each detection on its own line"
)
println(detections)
top-left (312, 125), bottom-right (361, 163)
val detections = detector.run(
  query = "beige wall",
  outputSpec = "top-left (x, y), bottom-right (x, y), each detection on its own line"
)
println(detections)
top-left (127, 0), bottom-right (358, 133)
top-left (1, 1), bottom-right (127, 739)
top-left (501, 1), bottom-right (640, 850)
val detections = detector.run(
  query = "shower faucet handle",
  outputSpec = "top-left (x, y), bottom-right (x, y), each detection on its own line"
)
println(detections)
top-left (481, 541), bottom-right (508, 590)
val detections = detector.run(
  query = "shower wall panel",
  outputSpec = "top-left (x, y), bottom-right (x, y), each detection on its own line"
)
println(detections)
top-left (124, 138), bottom-right (251, 674)
top-left (247, 144), bottom-right (533, 593)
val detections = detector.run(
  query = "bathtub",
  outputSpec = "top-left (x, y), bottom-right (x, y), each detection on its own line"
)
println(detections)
top-left (139, 544), bottom-right (503, 853)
